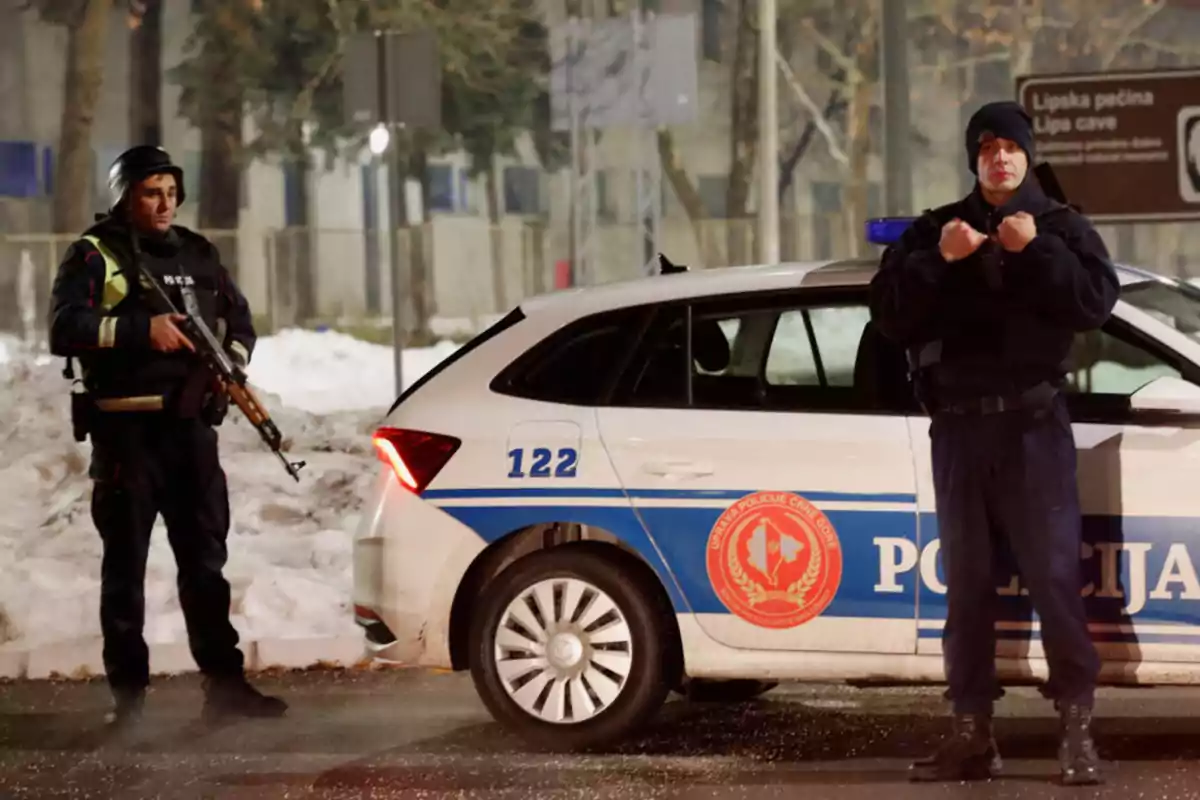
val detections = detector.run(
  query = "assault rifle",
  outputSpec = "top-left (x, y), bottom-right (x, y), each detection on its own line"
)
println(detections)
top-left (131, 236), bottom-right (306, 482)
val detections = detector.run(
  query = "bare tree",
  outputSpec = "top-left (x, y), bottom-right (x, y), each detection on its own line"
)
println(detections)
top-left (39, 0), bottom-right (116, 233)
top-left (31, 0), bottom-right (161, 232)
top-left (653, 0), bottom-right (759, 266)
top-left (655, 0), bottom-right (880, 264)
top-left (128, 0), bottom-right (161, 146)
top-left (778, 4), bottom-right (881, 257)
top-left (723, 0), bottom-right (761, 265)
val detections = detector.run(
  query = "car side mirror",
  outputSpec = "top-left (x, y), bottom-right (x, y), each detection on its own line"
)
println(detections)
top-left (1129, 375), bottom-right (1200, 414)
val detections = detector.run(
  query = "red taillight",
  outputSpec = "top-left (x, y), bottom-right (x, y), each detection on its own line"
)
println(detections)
top-left (353, 604), bottom-right (380, 622)
top-left (371, 427), bottom-right (461, 493)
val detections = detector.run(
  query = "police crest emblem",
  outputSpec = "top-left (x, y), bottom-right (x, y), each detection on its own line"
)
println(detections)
top-left (705, 491), bottom-right (843, 629)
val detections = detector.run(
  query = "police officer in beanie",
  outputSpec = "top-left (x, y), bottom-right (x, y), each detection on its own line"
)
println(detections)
top-left (48, 146), bottom-right (287, 727)
top-left (869, 101), bottom-right (1117, 785)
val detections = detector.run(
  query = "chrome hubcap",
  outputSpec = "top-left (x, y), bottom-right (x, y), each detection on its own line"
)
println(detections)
top-left (493, 577), bottom-right (633, 724)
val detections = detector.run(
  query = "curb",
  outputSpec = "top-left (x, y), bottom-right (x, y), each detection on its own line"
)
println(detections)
top-left (0, 635), bottom-right (369, 682)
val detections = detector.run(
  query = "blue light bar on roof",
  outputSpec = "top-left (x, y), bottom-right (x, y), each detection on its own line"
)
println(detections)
top-left (865, 217), bottom-right (917, 246)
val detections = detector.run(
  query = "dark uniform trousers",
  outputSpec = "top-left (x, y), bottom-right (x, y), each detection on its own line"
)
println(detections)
top-left (930, 393), bottom-right (1100, 714)
top-left (90, 412), bottom-right (243, 691)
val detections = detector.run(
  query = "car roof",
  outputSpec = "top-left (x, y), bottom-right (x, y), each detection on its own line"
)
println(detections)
top-left (518, 257), bottom-right (1162, 320)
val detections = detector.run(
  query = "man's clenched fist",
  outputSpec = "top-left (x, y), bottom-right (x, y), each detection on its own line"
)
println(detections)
top-left (939, 219), bottom-right (987, 263)
top-left (997, 211), bottom-right (1037, 253)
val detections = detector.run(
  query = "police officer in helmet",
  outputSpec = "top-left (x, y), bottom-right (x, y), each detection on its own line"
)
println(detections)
top-left (869, 102), bottom-right (1118, 785)
top-left (48, 145), bottom-right (287, 726)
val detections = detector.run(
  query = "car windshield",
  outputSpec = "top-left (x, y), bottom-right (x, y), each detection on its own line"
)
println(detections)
top-left (1120, 278), bottom-right (1200, 341)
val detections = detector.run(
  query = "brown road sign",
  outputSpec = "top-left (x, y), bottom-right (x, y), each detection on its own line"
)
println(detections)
top-left (342, 30), bottom-right (441, 130)
top-left (1016, 69), bottom-right (1200, 222)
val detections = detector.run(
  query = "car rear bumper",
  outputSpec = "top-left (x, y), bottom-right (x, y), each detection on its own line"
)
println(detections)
top-left (352, 470), bottom-right (488, 669)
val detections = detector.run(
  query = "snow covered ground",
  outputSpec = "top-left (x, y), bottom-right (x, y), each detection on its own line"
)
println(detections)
top-left (0, 329), bottom-right (459, 676)
top-left (247, 329), bottom-right (461, 415)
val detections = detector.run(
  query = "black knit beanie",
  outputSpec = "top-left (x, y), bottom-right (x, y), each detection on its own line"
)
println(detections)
top-left (965, 101), bottom-right (1036, 174)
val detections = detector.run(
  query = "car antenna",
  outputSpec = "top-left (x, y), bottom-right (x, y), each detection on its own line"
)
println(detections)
top-left (658, 253), bottom-right (688, 275)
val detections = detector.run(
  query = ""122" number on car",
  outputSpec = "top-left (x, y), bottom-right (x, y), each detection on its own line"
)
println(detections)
top-left (508, 447), bottom-right (578, 479)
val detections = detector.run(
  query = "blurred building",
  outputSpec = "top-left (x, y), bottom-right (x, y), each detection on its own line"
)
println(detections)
top-left (2, 0), bottom-right (1200, 338)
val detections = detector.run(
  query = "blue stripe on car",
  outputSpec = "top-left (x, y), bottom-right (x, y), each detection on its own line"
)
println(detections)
top-left (424, 487), bottom-right (1200, 639)
top-left (422, 487), bottom-right (918, 504)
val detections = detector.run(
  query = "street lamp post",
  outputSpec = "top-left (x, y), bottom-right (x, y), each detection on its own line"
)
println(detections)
top-left (368, 121), bottom-right (406, 397)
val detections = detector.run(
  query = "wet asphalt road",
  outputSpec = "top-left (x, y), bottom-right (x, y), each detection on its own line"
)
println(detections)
top-left (4, 669), bottom-right (1200, 799)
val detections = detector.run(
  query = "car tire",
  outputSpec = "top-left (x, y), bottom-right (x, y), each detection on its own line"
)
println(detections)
top-left (680, 678), bottom-right (778, 703)
top-left (468, 543), bottom-right (673, 752)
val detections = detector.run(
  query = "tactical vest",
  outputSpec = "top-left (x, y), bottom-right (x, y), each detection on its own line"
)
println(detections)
top-left (82, 235), bottom-right (130, 313)
top-left (69, 230), bottom-right (229, 411)
top-left (63, 235), bottom-right (129, 384)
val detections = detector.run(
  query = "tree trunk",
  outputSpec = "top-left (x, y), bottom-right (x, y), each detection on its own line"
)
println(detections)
top-left (843, 16), bottom-right (878, 258)
top-left (195, 10), bottom-right (242, 278)
top-left (656, 130), bottom-right (706, 256)
top-left (197, 118), bottom-right (241, 232)
top-left (128, 0), bottom-right (162, 146)
top-left (844, 76), bottom-right (873, 257)
top-left (276, 126), bottom-right (316, 326)
top-left (292, 152), bottom-right (316, 323)
top-left (1009, 0), bottom-right (1039, 78)
top-left (485, 160), bottom-right (508, 314)
top-left (725, 0), bottom-right (759, 267)
top-left (196, 111), bottom-right (242, 276)
top-left (53, 0), bottom-right (114, 233)
top-left (407, 136), bottom-right (432, 341)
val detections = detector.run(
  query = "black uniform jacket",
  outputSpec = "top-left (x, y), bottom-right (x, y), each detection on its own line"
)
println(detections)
top-left (48, 215), bottom-right (256, 414)
top-left (868, 178), bottom-right (1120, 403)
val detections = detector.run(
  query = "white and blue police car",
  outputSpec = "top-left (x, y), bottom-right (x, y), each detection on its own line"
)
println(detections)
top-left (353, 217), bottom-right (1200, 751)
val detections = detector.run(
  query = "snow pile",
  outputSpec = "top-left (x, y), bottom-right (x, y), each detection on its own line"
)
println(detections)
top-left (0, 329), bottom-right (459, 660)
top-left (247, 328), bottom-right (460, 415)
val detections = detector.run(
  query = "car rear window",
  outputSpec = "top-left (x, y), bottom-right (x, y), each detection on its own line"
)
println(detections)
top-left (490, 306), bottom-right (649, 406)
top-left (387, 307), bottom-right (526, 415)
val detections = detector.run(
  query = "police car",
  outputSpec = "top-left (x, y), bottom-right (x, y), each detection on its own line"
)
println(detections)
top-left (353, 217), bottom-right (1200, 751)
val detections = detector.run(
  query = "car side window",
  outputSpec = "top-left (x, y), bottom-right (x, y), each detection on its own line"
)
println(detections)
top-left (1067, 327), bottom-right (1182, 395)
top-left (762, 310), bottom-right (821, 385)
top-left (765, 306), bottom-right (871, 388)
top-left (760, 303), bottom-right (914, 413)
top-left (491, 307), bottom-right (645, 405)
top-left (1064, 322), bottom-right (1194, 421)
top-left (619, 306), bottom-right (690, 407)
top-left (689, 308), bottom-right (774, 409)
top-left (613, 294), bottom-right (916, 414)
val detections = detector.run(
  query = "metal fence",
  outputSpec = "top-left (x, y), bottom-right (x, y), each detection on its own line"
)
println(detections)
top-left (5, 213), bottom-right (1200, 347)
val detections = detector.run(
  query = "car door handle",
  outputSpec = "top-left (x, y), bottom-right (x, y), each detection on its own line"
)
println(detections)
top-left (641, 460), bottom-right (714, 477)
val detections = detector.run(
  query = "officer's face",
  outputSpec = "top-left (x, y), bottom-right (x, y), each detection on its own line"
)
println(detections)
top-left (976, 135), bottom-right (1028, 195)
top-left (130, 173), bottom-right (178, 233)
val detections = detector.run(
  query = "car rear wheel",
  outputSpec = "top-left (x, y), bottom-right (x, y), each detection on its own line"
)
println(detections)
top-left (468, 544), bottom-right (673, 751)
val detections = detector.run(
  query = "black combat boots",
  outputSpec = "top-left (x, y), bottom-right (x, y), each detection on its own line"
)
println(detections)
top-left (103, 688), bottom-right (146, 729)
top-left (910, 712), bottom-right (1003, 782)
top-left (1058, 703), bottom-right (1103, 786)
top-left (201, 674), bottom-right (288, 722)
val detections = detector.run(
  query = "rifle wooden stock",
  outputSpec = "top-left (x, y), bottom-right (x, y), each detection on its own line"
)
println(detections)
top-left (222, 378), bottom-right (301, 479)
top-left (227, 380), bottom-right (271, 430)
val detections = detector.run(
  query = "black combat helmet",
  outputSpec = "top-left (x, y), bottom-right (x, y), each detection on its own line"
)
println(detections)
top-left (106, 145), bottom-right (186, 211)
